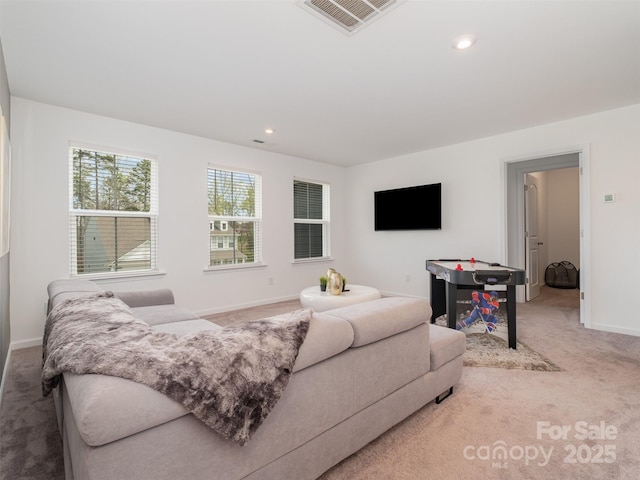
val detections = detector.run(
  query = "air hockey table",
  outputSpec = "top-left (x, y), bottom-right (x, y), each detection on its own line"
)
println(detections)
top-left (426, 259), bottom-right (525, 349)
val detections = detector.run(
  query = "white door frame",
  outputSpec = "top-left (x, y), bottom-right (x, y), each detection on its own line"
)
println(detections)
top-left (502, 145), bottom-right (591, 328)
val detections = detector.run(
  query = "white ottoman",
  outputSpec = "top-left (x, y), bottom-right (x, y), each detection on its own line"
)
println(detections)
top-left (300, 284), bottom-right (381, 312)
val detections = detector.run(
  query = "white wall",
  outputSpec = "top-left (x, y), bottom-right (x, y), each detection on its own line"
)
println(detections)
top-left (546, 167), bottom-right (580, 268)
top-left (345, 104), bottom-right (640, 337)
top-left (10, 98), bottom-right (347, 346)
top-left (10, 99), bottom-right (640, 345)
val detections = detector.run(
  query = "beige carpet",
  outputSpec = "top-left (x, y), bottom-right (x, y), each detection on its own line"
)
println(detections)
top-left (319, 288), bottom-right (640, 480)
top-left (2, 287), bottom-right (639, 479)
top-left (434, 308), bottom-right (562, 372)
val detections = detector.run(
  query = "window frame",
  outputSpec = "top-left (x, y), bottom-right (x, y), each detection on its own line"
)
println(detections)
top-left (69, 144), bottom-right (160, 279)
top-left (293, 178), bottom-right (330, 262)
top-left (206, 165), bottom-right (263, 271)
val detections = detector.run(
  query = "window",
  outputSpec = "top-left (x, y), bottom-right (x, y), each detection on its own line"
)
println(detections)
top-left (70, 146), bottom-right (158, 276)
top-left (207, 167), bottom-right (262, 268)
top-left (294, 179), bottom-right (330, 260)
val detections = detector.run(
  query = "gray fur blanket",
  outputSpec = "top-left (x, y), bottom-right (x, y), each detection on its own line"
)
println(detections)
top-left (42, 292), bottom-right (311, 446)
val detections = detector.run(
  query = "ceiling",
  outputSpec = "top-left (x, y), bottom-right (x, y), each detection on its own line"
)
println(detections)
top-left (1, 0), bottom-right (639, 167)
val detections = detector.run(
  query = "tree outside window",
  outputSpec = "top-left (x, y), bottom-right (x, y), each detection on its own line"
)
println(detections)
top-left (70, 147), bottom-right (158, 276)
top-left (208, 167), bottom-right (262, 268)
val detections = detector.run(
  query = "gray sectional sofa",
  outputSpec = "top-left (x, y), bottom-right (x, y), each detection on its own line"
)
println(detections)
top-left (46, 279), bottom-right (465, 480)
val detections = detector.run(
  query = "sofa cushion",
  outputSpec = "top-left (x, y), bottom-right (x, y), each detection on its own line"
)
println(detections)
top-left (323, 297), bottom-right (431, 347)
top-left (293, 312), bottom-right (354, 373)
top-left (115, 289), bottom-right (175, 308)
top-left (62, 313), bottom-right (352, 446)
top-left (152, 313), bottom-right (354, 373)
top-left (51, 305), bottom-right (311, 447)
top-left (154, 319), bottom-right (222, 336)
top-left (428, 324), bottom-right (466, 371)
top-left (132, 305), bottom-right (200, 326)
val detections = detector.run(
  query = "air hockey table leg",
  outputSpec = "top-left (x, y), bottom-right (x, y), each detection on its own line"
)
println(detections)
top-left (506, 286), bottom-right (517, 349)
top-left (446, 282), bottom-right (458, 329)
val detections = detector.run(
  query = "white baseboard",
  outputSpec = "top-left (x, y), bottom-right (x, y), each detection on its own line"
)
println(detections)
top-left (589, 322), bottom-right (640, 338)
top-left (10, 337), bottom-right (43, 350)
top-left (378, 290), bottom-right (426, 300)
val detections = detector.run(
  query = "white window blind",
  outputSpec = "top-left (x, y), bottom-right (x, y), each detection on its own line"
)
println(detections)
top-left (294, 179), bottom-right (330, 260)
top-left (207, 167), bottom-right (262, 268)
top-left (69, 146), bottom-right (158, 276)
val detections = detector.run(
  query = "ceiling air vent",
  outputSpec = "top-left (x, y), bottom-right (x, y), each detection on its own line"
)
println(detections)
top-left (298, 0), bottom-right (406, 36)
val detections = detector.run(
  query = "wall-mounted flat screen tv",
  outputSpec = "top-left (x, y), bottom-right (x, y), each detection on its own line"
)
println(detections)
top-left (374, 183), bottom-right (441, 231)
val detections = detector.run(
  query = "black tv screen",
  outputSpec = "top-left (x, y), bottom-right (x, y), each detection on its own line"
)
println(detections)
top-left (374, 183), bottom-right (441, 231)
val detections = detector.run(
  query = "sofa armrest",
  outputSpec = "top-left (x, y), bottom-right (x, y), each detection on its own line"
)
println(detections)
top-left (47, 279), bottom-right (104, 313)
top-left (63, 372), bottom-right (188, 447)
top-left (323, 297), bottom-right (432, 347)
top-left (114, 289), bottom-right (175, 308)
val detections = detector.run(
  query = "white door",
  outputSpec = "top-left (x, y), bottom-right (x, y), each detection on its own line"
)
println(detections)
top-left (525, 174), bottom-right (541, 300)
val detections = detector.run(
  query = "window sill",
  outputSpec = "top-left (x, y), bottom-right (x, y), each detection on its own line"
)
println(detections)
top-left (203, 263), bottom-right (267, 274)
top-left (71, 269), bottom-right (166, 284)
top-left (291, 257), bottom-right (334, 265)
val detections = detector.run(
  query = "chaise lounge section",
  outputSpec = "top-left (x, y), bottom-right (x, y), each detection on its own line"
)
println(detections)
top-left (46, 279), bottom-right (465, 480)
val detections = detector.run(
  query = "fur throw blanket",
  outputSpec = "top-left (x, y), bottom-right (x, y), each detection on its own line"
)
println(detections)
top-left (42, 292), bottom-right (311, 446)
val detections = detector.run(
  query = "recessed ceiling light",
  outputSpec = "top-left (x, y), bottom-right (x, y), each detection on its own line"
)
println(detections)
top-left (265, 128), bottom-right (275, 134)
top-left (453, 35), bottom-right (476, 50)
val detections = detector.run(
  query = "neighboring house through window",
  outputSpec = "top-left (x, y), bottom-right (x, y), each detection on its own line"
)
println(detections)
top-left (208, 166), bottom-right (262, 268)
top-left (70, 146), bottom-right (158, 276)
top-left (294, 179), bottom-right (330, 260)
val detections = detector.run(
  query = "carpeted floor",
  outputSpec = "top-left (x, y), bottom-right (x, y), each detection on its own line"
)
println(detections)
top-left (433, 295), bottom-right (563, 372)
top-left (0, 348), bottom-right (64, 480)
top-left (2, 286), bottom-right (640, 479)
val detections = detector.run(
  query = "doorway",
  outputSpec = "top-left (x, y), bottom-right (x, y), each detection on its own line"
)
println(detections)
top-left (504, 149), bottom-right (591, 327)
top-left (525, 168), bottom-right (581, 301)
